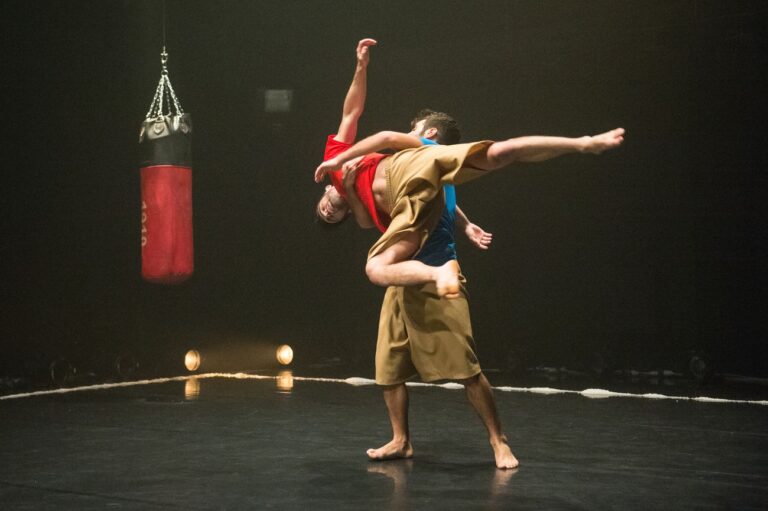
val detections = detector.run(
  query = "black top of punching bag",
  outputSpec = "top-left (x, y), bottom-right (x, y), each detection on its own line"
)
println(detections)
top-left (139, 113), bottom-right (192, 167)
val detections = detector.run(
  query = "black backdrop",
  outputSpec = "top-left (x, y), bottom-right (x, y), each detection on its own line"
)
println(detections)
top-left (2, 0), bottom-right (766, 380)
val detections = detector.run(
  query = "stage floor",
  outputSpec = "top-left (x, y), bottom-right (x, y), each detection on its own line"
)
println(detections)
top-left (2, 374), bottom-right (767, 510)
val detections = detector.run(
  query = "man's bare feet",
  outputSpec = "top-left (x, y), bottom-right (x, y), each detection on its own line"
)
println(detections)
top-left (435, 259), bottom-right (460, 299)
top-left (585, 128), bottom-right (625, 154)
top-left (492, 437), bottom-right (519, 469)
top-left (366, 438), bottom-right (414, 461)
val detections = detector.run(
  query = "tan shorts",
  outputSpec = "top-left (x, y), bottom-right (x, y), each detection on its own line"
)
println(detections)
top-left (368, 141), bottom-right (492, 260)
top-left (375, 276), bottom-right (482, 385)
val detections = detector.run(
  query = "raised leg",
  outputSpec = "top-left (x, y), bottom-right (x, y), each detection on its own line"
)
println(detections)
top-left (461, 373), bottom-right (519, 469)
top-left (367, 383), bottom-right (414, 460)
top-left (466, 128), bottom-right (625, 170)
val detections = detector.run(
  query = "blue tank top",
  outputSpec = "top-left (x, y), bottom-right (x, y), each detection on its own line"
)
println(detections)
top-left (414, 138), bottom-right (457, 267)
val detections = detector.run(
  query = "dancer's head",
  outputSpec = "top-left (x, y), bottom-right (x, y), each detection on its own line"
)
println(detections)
top-left (316, 184), bottom-right (350, 225)
top-left (409, 109), bottom-right (460, 144)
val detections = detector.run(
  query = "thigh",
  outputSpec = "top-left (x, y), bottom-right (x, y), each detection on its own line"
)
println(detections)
top-left (372, 231), bottom-right (421, 265)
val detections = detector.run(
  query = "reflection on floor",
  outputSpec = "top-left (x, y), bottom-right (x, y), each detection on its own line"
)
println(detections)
top-left (1, 374), bottom-right (767, 510)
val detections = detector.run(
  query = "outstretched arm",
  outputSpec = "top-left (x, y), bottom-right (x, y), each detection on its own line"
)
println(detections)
top-left (455, 205), bottom-right (493, 250)
top-left (315, 131), bottom-right (423, 182)
top-left (335, 38), bottom-right (377, 144)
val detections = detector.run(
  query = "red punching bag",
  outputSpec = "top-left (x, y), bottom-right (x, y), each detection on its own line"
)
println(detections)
top-left (139, 48), bottom-right (193, 284)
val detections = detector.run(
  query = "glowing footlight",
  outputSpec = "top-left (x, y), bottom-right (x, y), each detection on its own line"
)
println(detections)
top-left (185, 377), bottom-right (200, 400)
top-left (276, 344), bottom-right (293, 366)
top-left (184, 350), bottom-right (201, 371)
top-left (276, 370), bottom-right (294, 392)
top-left (49, 359), bottom-right (75, 387)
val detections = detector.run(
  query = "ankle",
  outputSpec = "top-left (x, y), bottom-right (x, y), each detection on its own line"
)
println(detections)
top-left (490, 435), bottom-right (508, 447)
top-left (392, 434), bottom-right (409, 445)
top-left (577, 135), bottom-right (591, 153)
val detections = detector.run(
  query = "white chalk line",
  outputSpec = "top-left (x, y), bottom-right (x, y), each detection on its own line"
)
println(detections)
top-left (1, 372), bottom-right (766, 406)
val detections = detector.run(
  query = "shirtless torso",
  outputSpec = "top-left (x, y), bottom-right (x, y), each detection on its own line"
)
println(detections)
top-left (371, 160), bottom-right (390, 214)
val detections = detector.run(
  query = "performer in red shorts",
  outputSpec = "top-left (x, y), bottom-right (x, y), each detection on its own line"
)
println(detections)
top-left (315, 107), bottom-right (624, 300)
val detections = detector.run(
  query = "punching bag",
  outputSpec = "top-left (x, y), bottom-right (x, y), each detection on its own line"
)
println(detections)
top-left (139, 48), bottom-right (193, 284)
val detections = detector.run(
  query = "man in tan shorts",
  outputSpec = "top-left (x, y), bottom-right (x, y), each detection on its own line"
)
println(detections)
top-left (318, 39), bottom-right (516, 469)
top-left (317, 120), bottom-right (624, 470)
top-left (323, 131), bottom-right (624, 470)
top-left (316, 38), bottom-right (623, 469)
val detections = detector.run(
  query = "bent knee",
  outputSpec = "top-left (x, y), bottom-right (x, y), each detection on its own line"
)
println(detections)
top-left (365, 259), bottom-right (387, 287)
top-left (485, 144), bottom-right (509, 168)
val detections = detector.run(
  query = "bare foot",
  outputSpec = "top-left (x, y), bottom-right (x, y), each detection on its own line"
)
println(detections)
top-left (366, 439), bottom-right (414, 461)
top-left (492, 438), bottom-right (519, 469)
top-left (585, 128), bottom-right (625, 154)
top-left (435, 260), bottom-right (460, 299)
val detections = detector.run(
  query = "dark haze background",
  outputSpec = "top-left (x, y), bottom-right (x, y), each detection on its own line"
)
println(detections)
top-left (1, 1), bottom-right (766, 383)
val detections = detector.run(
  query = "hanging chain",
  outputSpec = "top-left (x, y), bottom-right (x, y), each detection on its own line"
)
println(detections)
top-left (144, 46), bottom-right (185, 121)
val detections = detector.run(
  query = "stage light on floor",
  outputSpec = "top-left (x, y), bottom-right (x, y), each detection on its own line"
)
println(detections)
top-left (49, 359), bottom-right (75, 387)
top-left (276, 370), bottom-right (294, 392)
top-left (185, 350), bottom-right (201, 372)
top-left (185, 377), bottom-right (201, 400)
top-left (276, 345), bottom-right (293, 366)
top-left (689, 353), bottom-right (713, 382)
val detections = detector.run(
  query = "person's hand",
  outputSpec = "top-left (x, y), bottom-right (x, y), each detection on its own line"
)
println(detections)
top-left (341, 157), bottom-right (364, 189)
top-left (465, 223), bottom-right (493, 250)
top-left (315, 157), bottom-right (341, 183)
top-left (356, 38), bottom-right (377, 67)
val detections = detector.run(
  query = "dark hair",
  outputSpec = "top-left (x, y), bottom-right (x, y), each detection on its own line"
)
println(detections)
top-left (411, 109), bottom-right (461, 144)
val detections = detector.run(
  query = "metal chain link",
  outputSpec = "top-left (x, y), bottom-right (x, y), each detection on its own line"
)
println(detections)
top-left (165, 75), bottom-right (184, 115)
top-left (144, 75), bottom-right (165, 120)
top-left (144, 47), bottom-right (184, 121)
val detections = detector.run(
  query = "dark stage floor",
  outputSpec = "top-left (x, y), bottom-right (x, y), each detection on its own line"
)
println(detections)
top-left (2, 374), bottom-right (767, 510)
